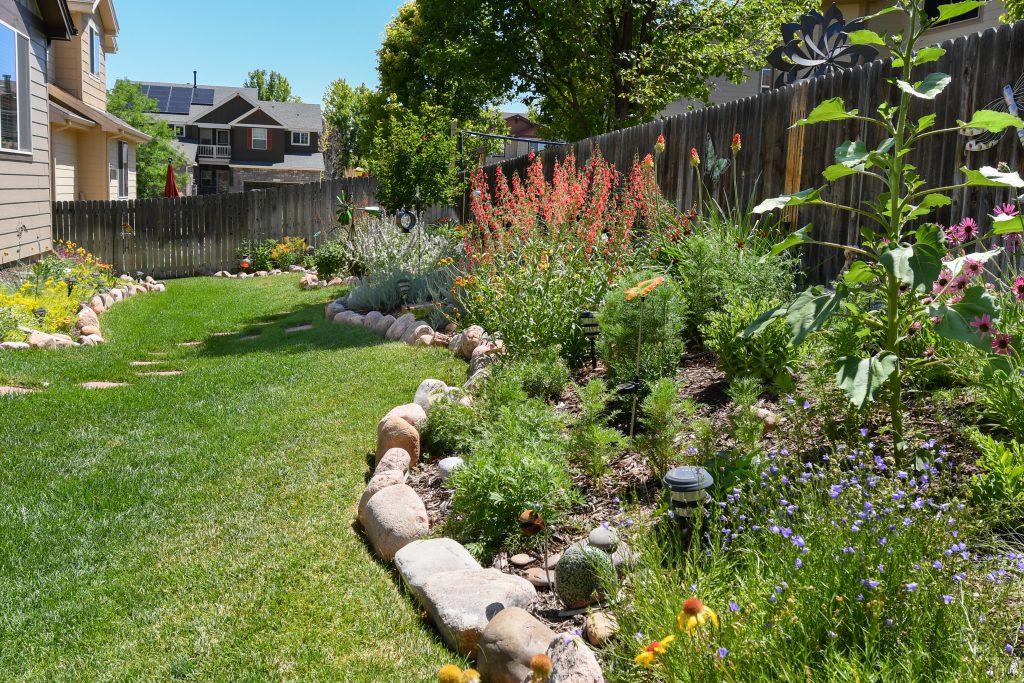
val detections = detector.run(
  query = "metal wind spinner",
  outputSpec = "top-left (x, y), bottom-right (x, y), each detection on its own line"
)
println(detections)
top-left (766, 4), bottom-right (879, 87)
top-left (961, 73), bottom-right (1024, 151)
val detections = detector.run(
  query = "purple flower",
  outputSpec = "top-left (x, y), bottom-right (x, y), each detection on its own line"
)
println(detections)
top-left (860, 427), bottom-right (869, 438)
top-left (862, 579), bottom-right (879, 589)
top-left (729, 600), bottom-right (740, 612)
top-left (943, 595), bottom-right (953, 605)
top-left (795, 558), bottom-right (804, 568)
top-left (878, 537), bottom-right (887, 546)
top-left (718, 646), bottom-right (729, 659)
top-left (905, 582), bottom-right (918, 592)
top-left (933, 560), bottom-right (943, 569)
top-left (1007, 644), bottom-right (1014, 654)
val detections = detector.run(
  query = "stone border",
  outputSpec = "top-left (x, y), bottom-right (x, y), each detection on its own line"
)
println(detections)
top-left (0, 275), bottom-right (165, 351)
top-left (213, 265), bottom-right (303, 279)
top-left (329, 298), bottom-right (606, 682)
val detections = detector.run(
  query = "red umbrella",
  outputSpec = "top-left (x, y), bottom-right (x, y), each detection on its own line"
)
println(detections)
top-left (163, 161), bottom-right (181, 198)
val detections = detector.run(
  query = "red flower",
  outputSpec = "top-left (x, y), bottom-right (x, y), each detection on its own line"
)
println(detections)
top-left (655, 134), bottom-right (666, 154)
top-left (731, 133), bottom-right (742, 154)
top-left (689, 147), bottom-right (700, 168)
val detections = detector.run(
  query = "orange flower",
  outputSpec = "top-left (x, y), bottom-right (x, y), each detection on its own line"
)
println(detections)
top-left (635, 635), bottom-right (675, 666)
top-left (530, 654), bottom-right (553, 682)
top-left (678, 597), bottom-right (719, 635)
top-left (689, 147), bottom-right (700, 168)
top-left (642, 154), bottom-right (654, 169)
top-left (731, 133), bottom-right (742, 154)
top-left (625, 276), bottom-right (665, 301)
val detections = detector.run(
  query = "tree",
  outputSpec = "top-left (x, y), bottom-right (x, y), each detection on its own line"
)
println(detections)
top-left (243, 69), bottom-right (300, 102)
top-left (322, 79), bottom-right (373, 176)
top-left (107, 79), bottom-right (191, 198)
top-left (378, 0), bottom-right (817, 141)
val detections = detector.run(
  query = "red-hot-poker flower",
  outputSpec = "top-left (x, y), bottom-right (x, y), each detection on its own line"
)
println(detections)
top-left (530, 654), bottom-right (553, 682)
top-left (678, 597), bottom-right (719, 635)
top-left (625, 276), bottom-right (665, 300)
top-left (643, 153), bottom-right (655, 169)
top-left (689, 147), bottom-right (700, 168)
top-left (971, 314), bottom-right (994, 339)
top-left (731, 132), bottom-right (742, 154)
top-left (992, 332), bottom-right (1013, 356)
top-left (655, 134), bottom-right (666, 154)
top-left (635, 635), bottom-right (675, 667)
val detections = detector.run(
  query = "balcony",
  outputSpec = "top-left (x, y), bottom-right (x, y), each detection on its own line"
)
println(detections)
top-left (197, 144), bottom-right (231, 160)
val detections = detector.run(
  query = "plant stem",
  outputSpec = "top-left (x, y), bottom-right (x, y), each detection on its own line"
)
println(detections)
top-left (630, 297), bottom-right (645, 438)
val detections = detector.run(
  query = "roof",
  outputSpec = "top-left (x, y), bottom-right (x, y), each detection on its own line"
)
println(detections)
top-left (36, 0), bottom-right (76, 41)
top-left (49, 84), bottom-right (150, 143)
top-left (134, 81), bottom-right (322, 132)
top-left (230, 153), bottom-right (325, 172)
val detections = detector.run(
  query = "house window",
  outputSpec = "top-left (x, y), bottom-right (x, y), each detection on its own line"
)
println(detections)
top-left (291, 131), bottom-right (310, 146)
top-left (117, 141), bottom-right (128, 197)
top-left (216, 129), bottom-right (229, 146)
top-left (251, 127), bottom-right (268, 150)
top-left (0, 20), bottom-right (30, 154)
top-left (89, 27), bottom-right (100, 76)
top-left (172, 125), bottom-right (185, 138)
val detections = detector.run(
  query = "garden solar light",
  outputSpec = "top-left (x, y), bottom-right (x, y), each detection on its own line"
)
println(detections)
top-left (64, 275), bottom-right (77, 297)
top-left (580, 310), bottom-right (599, 369)
top-left (34, 307), bottom-right (47, 320)
top-left (663, 466), bottom-right (714, 547)
top-left (397, 277), bottom-right (411, 307)
top-left (395, 209), bottom-right (417, 234)
top-left (135, 271), bottom-right (144, 282)
top-left (240, 257), bottom-right (251, 270)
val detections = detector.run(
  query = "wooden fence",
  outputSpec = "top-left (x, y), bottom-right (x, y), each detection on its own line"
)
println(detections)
top-left (52, 177), bottom-right (377, 279)
top-left (478, 21), bottom-right (1024, 284)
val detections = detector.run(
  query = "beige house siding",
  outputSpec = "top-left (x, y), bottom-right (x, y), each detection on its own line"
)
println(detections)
top-left (52, 128), bottom-right (78, 200)
top-left (48, 9), bottom-right (106, 111)
top-left (0, 4), bottom-right (53, 265)
top-left (75, 128), bottom-right (106, 199)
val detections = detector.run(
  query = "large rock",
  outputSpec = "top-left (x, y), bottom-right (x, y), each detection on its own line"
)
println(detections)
top-left (386, 313), bottom-right (417, 341)
top-left (89, 295), bottom-right (106, 314)
top-left (326, 301), bottom-right (346, 319)
top-left (448, 332), bottom-right (464, 355)
top-left (108, 288), bottom-right (123, 302)
top-left (300, 274), bottom-right (319, 289)
top-left (100, 293), bottom-right (115, 309)
top-left (478, 607), bottom-right (556, 683)
top-left (376, 416), bottom-right (421, 467)
top-left (417, 568), bottom-right (537, 657)
top-left (394, 538), bottom-right (481, 604)
top-left (363, 311), bottom-right (384, 329)
top-left (411, 333), bottom-right (435, 348)
top-left (546, 635), bottom-right (605, 683)
top-left (402, 323), bottom-right (433, 345)
top-left (413, 379), bottom-right (449, 413)
top-left (27, 331), bottom-right (70, 350)
top-left (76, 307), bottom-right (100, 331)
top-left (0, 341), bottom-right (29, 351)
top-left (361, 484), bottom-right (429, 561)
top-left (437, 456), bottom-right (465, 482)
top-left (469, 343), bottom-right (499, 376)
top-left (460, 325), bottom-right (485, 359)
top-left (375, 447), bottom-right (412, 475)
top-left (372, 314), bottom-right (397, 336)
top-left (379, 403), bottom-right (427, 431)
top-left (79, 334), bottom-right (104, 346)
top-left (78, 325), bottom-right (101, 337)
top-left (357, 469), bottom-right (407, 523)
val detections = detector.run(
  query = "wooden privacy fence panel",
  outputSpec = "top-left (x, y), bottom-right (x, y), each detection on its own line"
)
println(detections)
top-left (52, 177), bottom-right (377, 279)
top-left (476, 22), bottom-right (1024, 284)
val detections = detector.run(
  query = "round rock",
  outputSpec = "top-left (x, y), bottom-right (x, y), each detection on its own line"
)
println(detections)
top-left (376, 447), bottom-right (412, 475)
top-left (588, 525), bottom-right (619, 553)
top-left (361, 484), bottom-right (429, 561)
top-left (357, 469), bottom-right (407, 523)
top-left (437, 456), bottom-right (465, 482)
top-left (376, 415), bottom-right (421, 467)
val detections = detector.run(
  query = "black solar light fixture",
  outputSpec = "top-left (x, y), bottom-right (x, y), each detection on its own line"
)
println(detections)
top-left (34, 307), bottom-right (47, 321)
top-left (580, 310), bottom-right (599, 369)
top-left (63, 275), bottom-right (77, 297)
top-left (397, 277), bottom-right (411, 308)
top-left (135, 271), bottom-right (144, 282)
top-left (663, 466), bottom-right (714, 547)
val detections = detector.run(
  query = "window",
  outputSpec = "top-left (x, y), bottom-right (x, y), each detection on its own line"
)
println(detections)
top-left (117, 141), bottom-right (128, 197)
top-left (291, 131), bottom-right (310, 146)
top-left (172, 124), bottom-right (185, 138)
top-left (0, 20), bottom-right (30, 154)
top-left (251, 127), bottom-right (268, 150)
top-left (760, 67), bottom-right (774, 92)
top-left (89, 27), bottom-right (100, 76)
top-left (216, 129), bottom-right (229, 146)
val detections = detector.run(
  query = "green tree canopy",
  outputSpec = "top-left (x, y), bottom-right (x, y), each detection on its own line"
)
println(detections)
top-left (322, 79), bottom-right (373, 175)
top-left (107, 79), bottom-right (190, 198)
top-left (243, 69), bottom-right (300, 102)
top-left (378, 0), bottom-right (816, 141)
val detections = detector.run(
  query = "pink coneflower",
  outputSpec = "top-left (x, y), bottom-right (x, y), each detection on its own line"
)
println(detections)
top-left (947, 217), bottom-right (979, 244)
top-left (949, 274), bottom-right (970, 293)
top-left (964, 258), bottom-right (985, 278)
top-left (971, 314), bottom-right (994, 339)
top-left (1004, 234), bottom-right (1023, 254)
top-left (1012, 276), bottom-right (1024, 301)
top-left (908, 321), bottom-right (922, 337)
top-left (933, 269), bottom-right (954, 294)
top-left (992, 332), bottom-right (1012, 356)
top-left (994, 203), bottom-right (1019, 217)
top-left (924, 347), bottom-right (936, 359)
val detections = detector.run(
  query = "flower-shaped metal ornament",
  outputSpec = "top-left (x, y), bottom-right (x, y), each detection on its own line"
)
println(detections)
top-left (766, 4), bottom-right (879, 87)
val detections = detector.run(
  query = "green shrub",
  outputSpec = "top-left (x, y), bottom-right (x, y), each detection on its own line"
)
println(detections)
top-left (567, 379), bottom-right (624, 484)
top-left (420, 400), bottom-right (479, 459)
top-left (969, 430), bottom-right (1024, 506)
top-left (314, 239), bottom-right (348, 281)
top-left (495, 349), bottom-right (571, 402)
top-left (704, 296), bottom-right (795, 389)
top-left (597, 272), bottom-right (687, 389)
top-left (974, 370), bottom-right (1024, 441)
top-left (0, 305), bottom-right (31, 341)
top-left (635, 378), bottom-right (689, 479)
top-left (235, 239), bottom-right (275, 272)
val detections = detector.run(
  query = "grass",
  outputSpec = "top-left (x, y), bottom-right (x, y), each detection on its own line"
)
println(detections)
top-left (0, 274), bottom-right (466, 682)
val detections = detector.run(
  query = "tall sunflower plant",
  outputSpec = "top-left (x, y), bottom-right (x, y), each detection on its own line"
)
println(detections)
top-left (745, 0), bottom-right (1024, 461)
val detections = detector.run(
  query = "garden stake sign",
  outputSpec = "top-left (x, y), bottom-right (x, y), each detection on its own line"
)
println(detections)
top-left (625, 276), bottom-right (665, 436)
top-left (746, 0), bottom-right (1024, 462)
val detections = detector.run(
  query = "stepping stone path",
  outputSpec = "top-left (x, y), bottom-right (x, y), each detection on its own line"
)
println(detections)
top-left (80, 381), bottom-right (129, 390)
top-left (211, 332), bottom-right (235, 337)
top-left (0, 386), bottom-right (35, 396)
top-left (178, 341), bottom-right (201, 347)
top-left (129, 360), bottom-right (165, 366)
top-left (137, 370), bottom-right (183, 377)
top-left (285, 323), bottom-right (313, 333)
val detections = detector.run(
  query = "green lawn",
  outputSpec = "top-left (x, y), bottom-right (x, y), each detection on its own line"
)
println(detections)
top-left (0, 275), bottom-right (465, 682)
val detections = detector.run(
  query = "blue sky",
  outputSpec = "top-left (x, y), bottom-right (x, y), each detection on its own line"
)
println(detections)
top-left (107, 1), bottom-right (408, 106)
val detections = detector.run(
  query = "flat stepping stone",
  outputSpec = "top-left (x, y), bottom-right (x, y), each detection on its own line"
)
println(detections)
top-left (254, 321), bottom-right (273, 327)
top-left (211, 332), bottom-right (235, 337)
top-left (285, 324), bottom-right (314, 333)
top-left (0, 386), bottom-right (35, 396)
top-left (136, 370), bottom-right (183, 377)
top-left (80, 381), bottom-right (129, 390)
top-left (129, 360), bottom-right (166, 366)
top-left (509, 553), bottom-right (533, 568)
top-left (525, 567), bottom-right (553, 588)
top-left (178, 341), bottom-right (202, 347)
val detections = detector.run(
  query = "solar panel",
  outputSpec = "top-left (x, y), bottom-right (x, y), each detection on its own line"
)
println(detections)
top-left (191, 88), bottom-right (215, 106)
top-left (138, 84), bottom-right (150, 98)
top-left (167, 87), bottom-right (193, 115)
top-left (147, 85), bottom-right (172, 112)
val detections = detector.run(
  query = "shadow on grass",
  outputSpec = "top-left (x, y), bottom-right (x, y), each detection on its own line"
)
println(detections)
top-left (194, 302), bottom-right (392, 358)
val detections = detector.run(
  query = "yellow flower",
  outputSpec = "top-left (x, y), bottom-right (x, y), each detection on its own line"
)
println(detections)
top-left (635, 634), bottom-right (675, 667)
top-left (462, 669), bottom-right (481, 683)
top-left (438, 664), bottom-right (463, 683)
top-left (678, 597), bottom-right (719, 635)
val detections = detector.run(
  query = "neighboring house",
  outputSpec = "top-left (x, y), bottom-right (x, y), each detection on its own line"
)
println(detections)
top-left (484, 112), bottom-right (547, 166)
top-left (135, 78), bottom-right (324, 194)
top-left (661, 0), bottom-right (1009, 116)
top-left (1, 0), bottom-right (74, 267)
top-left (46, 0), bottom-right (148, 202)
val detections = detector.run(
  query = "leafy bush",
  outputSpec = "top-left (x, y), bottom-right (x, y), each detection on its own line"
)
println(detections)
top-left (597, 272), bottom-right (686, 388)
top-left (235, 239), bottom-right (275, 272)
top-left (635, 378), bottom-right (689, 479)
top-left (420, 400), bottom-right (479, 459)
top-left (974, 370), bottom-right (1024, 441)
top-left (969, 430), bottom-right (1024, 507)
top-left (341, 211), bottom-right (453, 278)
top-left (271, 236), bottom-right (308, 269)
top-left (567, 379), bottom-right (624, 484)
top-left (0, 305), bottom-right (31, 341)
top-left (704, 296), bottom-right (795, 389)
top-left (314, 239), bottom-right (348, 281)
top-left (493, 348), bottom-right (571, 402)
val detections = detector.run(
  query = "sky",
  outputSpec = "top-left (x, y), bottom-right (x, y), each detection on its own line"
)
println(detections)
top-left (107, 0), bottom-right (409, 107)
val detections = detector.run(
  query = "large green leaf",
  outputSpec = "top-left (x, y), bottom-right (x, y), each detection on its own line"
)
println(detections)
top-left (753, 188), bottom-right (823, 214)
top-left (896, 73), bottom-right (951, 100)
top-left (893, 47), bottom-right (946, 68)
top-left (842, 260), bottom-right (877, 285)
top-left (835, 353), bottom-right (898, 409)
top-left (823, 164), bottom-right (861, 181)
top-left (786, 287), bottom-right (846, 347)
top-left (993, 213), bottom-right (1024, 235)
top-left (769, 224), bottom-right (814, 257)
top-left (943, 248), bottom-right (1002, 276)
top-left (794, 98), bottom-right (858, 127)
top-left (741, 303), bottom-right (788, 338)
top-left (835, 140), bottom-right (869, 165)
top-left (916, 114), bottom-right (938, 133)
top-left (927, 286), bottom-right (1000, 350)
top-left (958, 110), bottom-right (1024, 133)
top-left (935, 0), bottom-right (986, 24)
top-left (879, 230), bottom-right (944, 293)
top-left (906, 193), bottom-right (951, 220)
top-left (962, 166), bottom-right (1024, 188)
top-left (847, 29), bottom-right (886, 46)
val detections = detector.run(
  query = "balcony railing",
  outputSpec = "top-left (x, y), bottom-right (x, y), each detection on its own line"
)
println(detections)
top-left (197, 144), bottom-right (231, 159)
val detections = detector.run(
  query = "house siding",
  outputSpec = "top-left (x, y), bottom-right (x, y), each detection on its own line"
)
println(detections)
top-left (0, 0), bottom-right (53, 266)
top-left (52, 127), bottom-right (78, 200)
top-left (231, 127), bottom-right (284, 163)
top-left (195, 95), bottom-right (254, 125)
top-left (48, 8), bottom-right (106, 111)
top-left (284, 130), bottom-right (319, 155)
